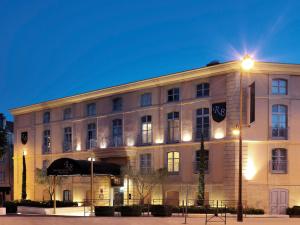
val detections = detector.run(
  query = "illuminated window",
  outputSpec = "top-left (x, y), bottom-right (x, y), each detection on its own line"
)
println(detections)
top-left (63, 108), bottom-right (72, 120)
top-left (43, 111), bottom-right (50, 124)
top-left (167, 151), bottom-right (180, 173)
top-left (141, 115), bottom-right (152, 145)
top-left (87, 103), bottom-right (96, 116)
top-left (272, 79), bottom-right (287, 95)
top-left (113, 97), bottom-right (123, 111)
top-left (140, 153), bottom-right (152, 174)
top-left (167, 88), bottom-right (180, 102)
top-left (271, 148), bottom-right (287, 173)
top-left (196, 108), bottom-right (210, 140)
top-left (112, 119), bottom-right (123, 147)
top-left (63, 127), bottom-right (72, 152)
top-left (87, 123), bottom-right (97, 149)
top-left (42, 130), bottom-right (51, 154)
top-left (141, 93), bottom-right (152, 107)
top-left (272, 105), bottom-right (287, 138)
top-left (196, 83), bottom-right (210, 98)
top-left (167, 112), bottom-right (180, 143)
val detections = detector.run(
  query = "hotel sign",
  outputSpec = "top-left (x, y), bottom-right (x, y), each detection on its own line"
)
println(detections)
top-left (212, 102), bottom-right (226, 122)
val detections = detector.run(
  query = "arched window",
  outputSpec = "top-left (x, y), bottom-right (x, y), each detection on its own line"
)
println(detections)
top-left (272, 105), bottom-right (288, 138)
top-left (272, 79), bottom-right (287, 95)
top-left (271, 148), bottom-right (287, 173)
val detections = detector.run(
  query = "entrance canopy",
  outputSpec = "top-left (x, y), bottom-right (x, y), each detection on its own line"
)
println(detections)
top-left (47, 158), bottom-right (121, 176)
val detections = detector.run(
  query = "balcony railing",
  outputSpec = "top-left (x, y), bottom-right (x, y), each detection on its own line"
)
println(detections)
top-left (270, 160), bottom-right (288, 174)
top-left (270, 127), bottom-right (288, 139)
top-left (136, 134), bottom-right (153, 146)
top-left (193, 161), bottom-right (209, 174)
top-left (86, 139), bottom-right (98, 150)
top-left (107, 136), bottom-right (123, 148)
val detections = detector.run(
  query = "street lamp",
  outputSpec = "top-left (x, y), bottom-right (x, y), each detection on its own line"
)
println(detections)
top-left (88, 154), bottom-right (96, 215)
top-left (237, 55), bottom-right (254, 222)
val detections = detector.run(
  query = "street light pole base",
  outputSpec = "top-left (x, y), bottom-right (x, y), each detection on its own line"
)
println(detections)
top-left (237, 204), bottom-right (243, 222)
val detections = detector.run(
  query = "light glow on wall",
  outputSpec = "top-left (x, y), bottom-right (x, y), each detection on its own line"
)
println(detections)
top-left (127, 138), bottom-right (135, 147)
top-left (182, 132), bottom-right (192, 142)
top-left (155, 137), bottom-right (164, 144)
top-left (245, 158), bottom-right (256, 180)
top-left (23, 149), bottom-right (27, 156)
top-left (76, 143), bottom-right (81, 151)
top-left (214, 129), bottom-right (225, 139)
top-left (100, 140), bottom-right (107, 149)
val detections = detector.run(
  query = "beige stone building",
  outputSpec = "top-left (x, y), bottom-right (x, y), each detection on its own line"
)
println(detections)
top-left (10, 61), bottom-right (300, 214)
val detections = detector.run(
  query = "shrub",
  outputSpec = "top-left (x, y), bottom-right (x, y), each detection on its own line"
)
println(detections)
top-left (4, 201), bottom-right (18, 214)
top-left (120, 205), bottom-right (142, 217)
top-left (151, 205), bottom-right (172, 217)
top-left (95, 206), bottom-right (115, 217)
top-left (244, 208), bottom-right (264, 215)
top-left (10, 200), bottom-right (78, 208)
top-left (286, 206), bottom-right (300, 217)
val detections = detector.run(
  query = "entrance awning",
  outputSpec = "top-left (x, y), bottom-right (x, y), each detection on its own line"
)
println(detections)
top-left (47, 158), bottom-right (121, 176)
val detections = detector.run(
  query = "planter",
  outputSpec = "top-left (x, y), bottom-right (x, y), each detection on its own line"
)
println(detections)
top-left (0, 207), bottom-right (6, 215)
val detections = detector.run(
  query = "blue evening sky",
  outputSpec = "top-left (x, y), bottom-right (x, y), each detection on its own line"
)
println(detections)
top-left (1, 0), bottom-right (300, 120)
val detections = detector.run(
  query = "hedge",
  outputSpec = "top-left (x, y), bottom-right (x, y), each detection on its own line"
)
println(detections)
top-left (95, 206), bottom-right (115, 216)
top-left (286, 206), bottom-right (300, 217)
top-left (151, 205), bottom-right (173, 217)
top-left (172, 206), bottom-right (264, 215)
top-left (4, 201), bottom-right (18, 214)
top-left (120, 205), bottom-right (142, 217)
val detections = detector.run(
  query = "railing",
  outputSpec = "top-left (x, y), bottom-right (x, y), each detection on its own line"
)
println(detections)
top-left (86, 139), bottom-right (98, 150)
top-left (193, 161), bottom-right (209, 174)
top-left (136, 134), bottom-right (153, 146)
top-left (108, 136), bottom-right (124, 148)
top-left (270, 127), bottom-right (288, 139)
top-left (269, 160), bottom-right (288, 173)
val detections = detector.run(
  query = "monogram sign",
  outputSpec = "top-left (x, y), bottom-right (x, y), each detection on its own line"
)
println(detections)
top-left (212, 102), bottom-right (226, 122)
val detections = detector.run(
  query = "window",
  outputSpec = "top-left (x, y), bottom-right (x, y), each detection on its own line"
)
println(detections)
top-left (272, 105), bottom-right (287, 138)
top-left (86, 103), bottom-right (96, 116)
top-left (0, 172), bottom-right (4, 183)
top-left (140, 153), bottom-right (152, 174)
top-left (112, 119), bottom-right (122, 147)
top-left (63, 190), bottom-right (71, 202)
top-left (194, 150), bottom-right (209, 173)
top-left (63, 108), bottom-right (72, 120)
top-left (141, 93), bottom-right (152, 107)
top-left (113, 97), bottom-right (123, 111)
top-left (167, 88), bottom-right (180, 102)
top-left (271, 148), bottom-right (287, 173)
top-left (141, 115), bottom-right (152, 145)
top-left (167, 151), bottom-right (180, 173)
top-left (167, 112), bottom-right (180, 143)
top-left (63, 127), bottom-right (72, 152)
top-left (196, 83), bottom-right (210, 98)
top-left (272, 79), bottom-right (287, 95)
top-left (196, 108), bottom-right (210, 140)
top-left (42, 130), bottom-right (51, 154)
top-left (43, 111), bottom-right (50, 123)
top-left (87, 123), bottom-right (97, 149)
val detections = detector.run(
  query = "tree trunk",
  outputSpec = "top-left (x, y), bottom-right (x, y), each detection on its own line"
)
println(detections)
top-left (197, 133), bottom-right (205, 206)
top-left (21, 154), bottom-right (27, 200)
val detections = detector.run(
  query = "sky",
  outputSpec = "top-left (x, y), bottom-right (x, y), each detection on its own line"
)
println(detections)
top-left (1, 0), bottom-right (300, 120)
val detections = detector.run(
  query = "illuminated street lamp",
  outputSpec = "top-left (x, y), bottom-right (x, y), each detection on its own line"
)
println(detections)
top-left (237, 55), bottom-right (254, 222)
top-left (88, 153), bottom-right (96, 215)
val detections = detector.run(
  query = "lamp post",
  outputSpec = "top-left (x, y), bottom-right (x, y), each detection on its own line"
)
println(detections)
top-left (88, 153), bottom-right (96, 215)
top-left (236, 55), bottom-right (254, 222)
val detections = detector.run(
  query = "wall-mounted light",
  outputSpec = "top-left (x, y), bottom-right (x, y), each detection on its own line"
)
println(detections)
top-left (214, 129), bottom-right (225, 139)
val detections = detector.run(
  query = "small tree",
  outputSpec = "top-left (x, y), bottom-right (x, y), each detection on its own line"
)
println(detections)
top-left (197, 133), bottom-right (206, 206)
top-left (0, 125), bottom-right (8, 160)
top-left (124, 167), bottom-right (168, 205)
top-left (35, 168), bottom-right (65, 201)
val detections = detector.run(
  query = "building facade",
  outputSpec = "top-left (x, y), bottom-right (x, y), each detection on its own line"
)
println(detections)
top-left (0, 113), bottom-right (14, 202)
top-left (11, 61), bottom-right (300, 214)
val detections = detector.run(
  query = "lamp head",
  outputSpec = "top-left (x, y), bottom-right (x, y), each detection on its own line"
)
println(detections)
top-left (241, 54), bottom-right (254, 71)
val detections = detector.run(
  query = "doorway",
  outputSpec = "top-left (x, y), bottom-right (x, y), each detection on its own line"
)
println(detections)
top-left (270, 188), bottom-right (288, 214)
top-left (113, 187), bottom-right (124, 206)
top-left (165, 191), bottom-right (179, 206)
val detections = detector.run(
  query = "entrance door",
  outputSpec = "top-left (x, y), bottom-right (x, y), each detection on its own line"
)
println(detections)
top-left (113, 187), bottom-right (124, 206)
top-left (270, 189), bottom-right (288, 214)
top-left (165, 191), bottom-right (179, 206)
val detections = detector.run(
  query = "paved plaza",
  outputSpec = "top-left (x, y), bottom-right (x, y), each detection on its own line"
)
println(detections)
top-left (0, 216), bottom-right (299, 225)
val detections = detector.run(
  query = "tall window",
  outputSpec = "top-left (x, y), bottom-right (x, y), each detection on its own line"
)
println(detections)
top-left (141, 93), bottom-right (152, 107)
top-left (63, 127), bottom-right (72, 152)
top-left (271, 148), bottom-right (287, 173)
top-left (43, 111), bottom-right (50, 124)
top-left (194, 150), bottom-right (209, 173)
top-left (272, 105), bottom-right (287, 138)
top-left (140, 153), bottom-right (152, 174)
top-left (63, 108), bottom-right (72, 120)
top-left (167, 88), bottom-right (180, 102)
top-left (167, 151), bottom-right (180, 173)
top-left (196, 108), bottom-right (210, 140)
top-left (141, 115), bottom-right (152, 145)
top-left (86, 103), bottom-right (96, 116)
top-left (112, 119), bottom-right (122, 147)
top-left (196, 83), bottom-right (210, 98)
top-left (63, 190), bottom-right (71, 202)
top-left (113, 97), bottom-right (123, 111)
top-left (167, 112), bottom-right (180, 143)
top-left (272, 79), bottom-right (287, 95)
top-left (42, 130), bottom-right (51, 154)
top-left (87, 123), bottom-right (97, 149)
top-left (0, 172), bottom-right (4, 183)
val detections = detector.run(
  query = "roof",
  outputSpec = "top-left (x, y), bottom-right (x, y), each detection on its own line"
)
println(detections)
top-left (10, 61), bottom-right (300, 116)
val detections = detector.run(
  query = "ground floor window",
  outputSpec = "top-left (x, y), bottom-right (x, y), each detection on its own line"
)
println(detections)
top-left (63, 190), bottom-right (71, 202)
